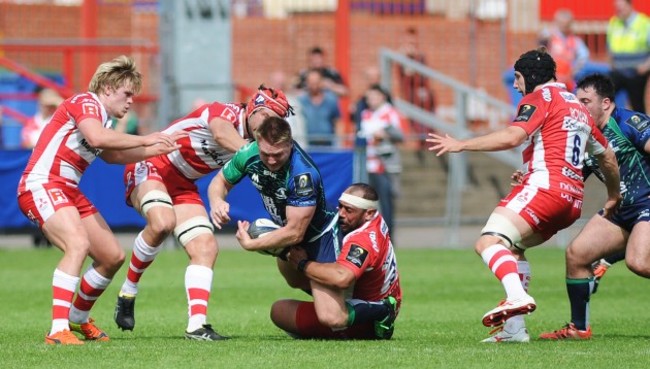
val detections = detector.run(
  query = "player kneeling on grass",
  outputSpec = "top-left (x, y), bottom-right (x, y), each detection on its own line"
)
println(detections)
top-left (271, 183), bottom-right (401, 339)
top-left (210, 118), bottom-right (398, 339)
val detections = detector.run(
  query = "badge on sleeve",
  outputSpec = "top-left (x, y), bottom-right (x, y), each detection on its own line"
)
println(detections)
top-left (346, 244), bottom-right (368, 268)
top-left (514, 104), bottom-right (537, 122)
top-left (625, 114), bottom-right (650, 132)
top-left (82, 102), bottom-right (99, 116)
top-left (293, 173), bottom-right (314, 196)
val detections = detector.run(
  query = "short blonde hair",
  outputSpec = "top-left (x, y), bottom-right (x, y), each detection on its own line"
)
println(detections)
top-left (88, 55), bottom-right (142, 95)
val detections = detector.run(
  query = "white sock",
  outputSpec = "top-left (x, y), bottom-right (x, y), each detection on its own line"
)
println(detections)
top-left (51, 269), bottom-right (80, 334)
top-left (121, 232), bottom-right (161, 296)
top-left (185, 265), bottom-right (213, 332)
top-left (503, 261), bottom-right (531, 332)
top-left (481, 244), bottom-right (527, 300)
top-left (69, 266), bottom-right (111, 324)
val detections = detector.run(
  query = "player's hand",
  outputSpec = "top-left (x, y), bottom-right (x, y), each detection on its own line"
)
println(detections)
top-left (145, 143), bottom-right (181, 156)
top-left (209, 200), bottom-right (231, 229)
top-left (426, 133), bottom-right (463, 156)
top-left (287, 246), bottom-right (308, 267)
top-left (235, 220), bottom-right (253, 249)
top-left (601, 194), bottom-right (622, 219)
top-left (510, 170), bottom-right (524, 186)
top-left (142, 131), bottom-right (187, 147)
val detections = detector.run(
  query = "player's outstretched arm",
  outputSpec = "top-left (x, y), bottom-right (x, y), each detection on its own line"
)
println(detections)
top-left (78, 117), bottom-right (182, 150)
top-left (100, 131), bottom-right (186, 164)
top-left (426, 126), bottom-right (527, 156)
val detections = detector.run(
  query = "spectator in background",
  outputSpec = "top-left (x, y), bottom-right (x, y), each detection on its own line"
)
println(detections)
top-left (607, 0), bottom-right (650, 113)
top-left (297, 46), bottom-right (348, 97)
top-left (21, 87), bottom-right (64, 149)
top-left (539, 8), bottom-right (590, 92)
top-left (351, 66), bottom-right (392, 129)
top-left (397, 27), bottom-right (436, 164)
top-left (359, 84), bottom-right (403, 237)
top-left (269, 70), bottom-right (307, 147)
top-left (298, 69), bottom-right (341, 147)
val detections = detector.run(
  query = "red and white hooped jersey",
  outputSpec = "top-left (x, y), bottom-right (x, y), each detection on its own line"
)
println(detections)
top-left (18, 92), bottom-right (111, 193)
top-left (338, 213), bottom-right (402, 304)
top-left (360, 103), bottom-right (402, 174)
top-left (162, 102), bottom-right (246, 180)
top-left (511, 82), bottom-right (608, 198)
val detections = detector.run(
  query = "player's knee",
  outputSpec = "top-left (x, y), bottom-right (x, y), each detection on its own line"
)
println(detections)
top-left (270, 300), bottom-right (302, 335)
top-left (63, 234), bottom-right (92, 257)
top-left (174, 217), bottom-right (214, 248)
top-left (112, 248), bottom-right (127, 269)
top-left (565, 242), bottom-right (591, 268)
top-left (270, 300), bottom-right (287, 326)
top-left (186, 236), bottom-right (219, 264)
top-left (147, 211), bottom-right (176, 238)
top-left (141, 190), bottom-right (175, 236)
top-left (625, 257), bottom-right (650, 278)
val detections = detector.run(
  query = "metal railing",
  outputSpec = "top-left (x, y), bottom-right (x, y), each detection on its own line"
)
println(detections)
top-left (379, 47), bottom-right (520, 245)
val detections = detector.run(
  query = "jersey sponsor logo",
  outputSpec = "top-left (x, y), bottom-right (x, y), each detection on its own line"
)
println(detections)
top-left (275, 187), bottom-right (287, 200)
top-left (560, 91), bottom-right (578, 102)
top-left (559, 182), bottom-right (583, 195)
top-left (200, 138), bottom-right (227, 166)
top-left (47, 189), bottom-right (69, 206)
top-left (294, 173), bottom-right (314, 197)
top-left (625, 114), bottom-right (650, 132)
top-left (514, 104), bottom-right (537, 122)
top-left (37, 197), bottom-right (49, 211)
top-left (80, 138), bottom-right (101, 156)
top-left (524, 208), bottom-right (540, 225)
top-left (346, 244), bottom-right (368, 268)
top-left (637, 209), bottom-right (650, 220)
top-left (569, 107), bottom-right (588, 124)
top-left (220, 107), bottom-right (236, 122)
top-left (542, 88), bottom-right (551, 101)
top-left (562, 166), bottom-right (583, 181)
top-left (369, 231), bottom-right (379, 252)
top-left (560, 192), bottom-right (574, 203)
top-left (26, 210), bottom-right (38, 225)
top-left (82, 102), bottom-right (99, 116)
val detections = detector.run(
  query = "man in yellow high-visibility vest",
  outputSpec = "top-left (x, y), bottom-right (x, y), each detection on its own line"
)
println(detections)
top-left (607, 0), bottom-right (650, 113)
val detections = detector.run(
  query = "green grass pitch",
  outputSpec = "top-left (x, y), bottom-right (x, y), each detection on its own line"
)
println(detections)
top-left (1, 246), bottom-right (649, 369)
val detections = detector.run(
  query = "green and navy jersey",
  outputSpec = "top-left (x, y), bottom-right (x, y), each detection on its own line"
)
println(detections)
top-left (586, 107), bottom-right (650, 207)
top-left (222, 140), bottom-right (336, 241)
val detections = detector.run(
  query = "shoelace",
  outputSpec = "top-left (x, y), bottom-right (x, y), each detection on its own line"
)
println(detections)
top-left (551, 323), bottom-right (574, 338)
top-left (487, 325), bottom-right (504, 335)
top-left (121, 298), bottom-right (134, 316)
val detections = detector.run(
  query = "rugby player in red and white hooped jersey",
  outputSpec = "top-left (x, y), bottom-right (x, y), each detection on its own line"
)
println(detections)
top-left (16, 55), bottom-right (186, 345)
top-left (427, 47), bottom-right (622, 343)
top-left (113, 85), bottom-right (293, 340)
top-left (271, 183), bottom-right (401, 340)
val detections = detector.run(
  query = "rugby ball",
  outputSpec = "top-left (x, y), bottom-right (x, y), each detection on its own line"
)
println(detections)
top-left (247, 218), bottom-right (288, 258)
